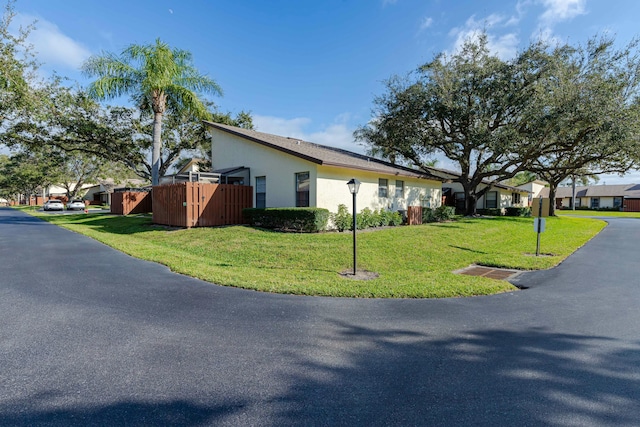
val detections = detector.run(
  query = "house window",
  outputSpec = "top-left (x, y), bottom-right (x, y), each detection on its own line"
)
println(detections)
top-left (591, 197), bottom-right (600, 209)
top-left (511, 192), bottom-right (521, 205)
top-left (614, 197), bottom-right (623, 208)
top-left (575, 198), bottom-right (581, 208)
top-left (295, 172), bottom-right (310, 207)
top-left (378, 178), bottom-right (388, 198)
top-left (256, 176), bottom-right (266, 208)
top-left (485, 191), bottom-right (498, 209)
top-left (395, 180), bottom-right (404, 198)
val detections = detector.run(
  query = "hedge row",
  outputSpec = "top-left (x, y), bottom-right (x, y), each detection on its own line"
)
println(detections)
top-left (243, 208), bottom-right (329, 232)
top-left (331, 204), bottom-right (403, 231)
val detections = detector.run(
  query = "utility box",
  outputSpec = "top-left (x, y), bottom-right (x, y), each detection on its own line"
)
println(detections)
top-left (531, 198), bottom-right (551, 217)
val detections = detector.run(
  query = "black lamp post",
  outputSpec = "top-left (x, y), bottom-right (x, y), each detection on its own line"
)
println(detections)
top-left (347, 178), bottom-right (361, 275)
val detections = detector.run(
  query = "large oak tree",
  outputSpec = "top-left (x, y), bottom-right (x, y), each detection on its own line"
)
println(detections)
top-left (355, 34), bottom-right (561, 214)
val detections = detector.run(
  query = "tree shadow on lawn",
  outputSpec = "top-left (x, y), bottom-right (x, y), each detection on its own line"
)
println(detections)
top-left (275, 322), bottom-right (640, 426)
top-left (58, 214), bottom-right (165, 236)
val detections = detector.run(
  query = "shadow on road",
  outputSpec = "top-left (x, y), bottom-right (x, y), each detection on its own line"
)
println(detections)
top-left (0, 398), bottom-right (247, 426)
top-left (2, 323), bottom-right (639, 426)
top-left (275, 322), bottom-right (640, 426)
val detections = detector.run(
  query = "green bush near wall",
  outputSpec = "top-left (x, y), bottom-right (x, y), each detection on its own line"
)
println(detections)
top-left (330, 204), bottom-right (403, 231)
top-left (423, 206), bottom-right (457, 223)
top-left (477, 208), bottom-right (503, 216)
top-left (505, 207), bottom-right (531, 217)
top-left (243, 208), bottom-right (330, 232)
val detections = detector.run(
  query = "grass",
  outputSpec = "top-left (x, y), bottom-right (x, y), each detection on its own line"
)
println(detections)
top-left (557, 210), bottom-right (640, 218)
top-left (15, 207), bottom-right (606, 298)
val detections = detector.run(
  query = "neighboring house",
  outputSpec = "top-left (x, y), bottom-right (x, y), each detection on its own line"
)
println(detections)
top-left (429, 168), bottom-right (530, 214)
top-left (44, 183), bottom-right (95, 201)
top-left (538, 184), bottom-right (640, 211)
top-left (516, 180), bottom-right (548, 204)
top-left (83, 179), bottom-right (149, 206)
top-left (205, 122), bottom-right (443, 215)
top-left (159, 158), bottom-right (223, 185)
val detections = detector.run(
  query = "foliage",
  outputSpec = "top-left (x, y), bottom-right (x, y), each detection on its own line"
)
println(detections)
top-left (527, 37), bottom-right (640, 215)
top-left (0, 149), bottom-right (62, 199)
top-left (243, 207), bottom-right (330, 232)
top-left (356, 32), bottom-right (640, 216)
top-left (477, 208), bottom-right (503, 216)
top-left (505, 207), bottom-right (531, 217)
top-left (25, 211), bottom-right (606, 298)
top-left (423, 205), bottom-right (457, 223)
top-left (1, 84), bottom-right (251, 182)
top-left (355, 33), bottom-right (559, 215)
top-left (331, 204), bottom-right (403, 231)
top-left (503, 172), bottom-right (539, 187)
top-left (358, 207), bottom-right (375, 229)
top-left (83, 39), bottom-right (222, 186)
top-left (330, 204), bottom-right (352, 232)
top-left (0, 0), bottom-right (37, 128)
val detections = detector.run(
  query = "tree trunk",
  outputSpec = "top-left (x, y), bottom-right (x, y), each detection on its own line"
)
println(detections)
top-left (151, 111), bottom-right (163, 186)
top-left (548, 183), bottom-right (558, 216)
top-left (571, 177), bottom-right (576, 211)
top-left (464, 189), bottom-right (477, 216)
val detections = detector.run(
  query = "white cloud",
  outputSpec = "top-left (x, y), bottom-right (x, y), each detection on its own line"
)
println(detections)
top-left (15, 14), bottom-right (91, 70)
top-left (253, 115), bottom-right (365, 154)
top-left (538, 0), bottom-right (586, 26)
top-left (420, 17), bottom-right (434, 31)
top-left (448, 15), bottom-right (520, 59)
top-left (532, 0), bottom-right (587, 44)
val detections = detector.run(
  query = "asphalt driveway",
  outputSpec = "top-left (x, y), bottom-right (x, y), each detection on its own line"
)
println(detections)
top-left (1, 207), bottom-right (639, 426)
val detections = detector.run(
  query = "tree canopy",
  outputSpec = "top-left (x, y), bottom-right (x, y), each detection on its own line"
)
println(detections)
top-left (356, 33), bottom-right (640, 215)
top-left (526, 38), bottom-right (640, 214)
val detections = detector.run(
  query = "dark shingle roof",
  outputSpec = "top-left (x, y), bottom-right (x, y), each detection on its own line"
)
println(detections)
top-left (540, 184), bottom-right (640, 198)
top-left (204, 122), bottom-right (443, 181)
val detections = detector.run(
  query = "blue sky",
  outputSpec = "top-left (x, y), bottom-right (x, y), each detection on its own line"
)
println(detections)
top-left (10, 0), bottom-right (640, 183)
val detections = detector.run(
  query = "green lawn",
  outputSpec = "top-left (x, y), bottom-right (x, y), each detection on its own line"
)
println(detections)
top-left (16, 208), bottom-right (606, 298)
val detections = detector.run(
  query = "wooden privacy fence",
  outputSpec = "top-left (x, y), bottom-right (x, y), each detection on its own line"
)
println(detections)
top-left (152, 182), bottom-right (252, 228)
top-left (407, 206), bottom-right (423, 225)
top-left (624, 199), bottom-right (640, 212)
top-left (110, 190), bottom-right (152, 215)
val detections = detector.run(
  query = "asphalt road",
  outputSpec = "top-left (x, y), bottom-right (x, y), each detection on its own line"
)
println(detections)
top-left (1, 207), bottom-right (639, 426)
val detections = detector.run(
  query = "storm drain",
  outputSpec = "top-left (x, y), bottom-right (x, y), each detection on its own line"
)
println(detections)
top-left (455, 265), bottom-right (523, 281)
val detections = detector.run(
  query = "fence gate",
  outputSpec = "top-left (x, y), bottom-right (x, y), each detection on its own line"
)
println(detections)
top-left (153, 182), bottom-right (252, 228)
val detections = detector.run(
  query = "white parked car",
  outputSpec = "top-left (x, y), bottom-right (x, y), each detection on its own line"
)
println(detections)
top-left (43, 199), bottom-right (64, 211)
top-left (66, 200), bottom-right (86, 210)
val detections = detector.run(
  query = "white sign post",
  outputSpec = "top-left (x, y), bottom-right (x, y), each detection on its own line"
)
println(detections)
top-left (534, 196), bottom-right (546, 256)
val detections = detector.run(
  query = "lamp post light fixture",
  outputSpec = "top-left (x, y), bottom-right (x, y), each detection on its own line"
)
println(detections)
top-left (347, 178), bottom-right (361, 276)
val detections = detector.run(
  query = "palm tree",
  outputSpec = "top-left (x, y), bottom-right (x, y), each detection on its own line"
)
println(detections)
top-left (82, 39), bottom-right (222, 186)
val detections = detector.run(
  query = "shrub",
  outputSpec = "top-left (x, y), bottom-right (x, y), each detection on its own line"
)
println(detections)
top-left (505, 207), bottom-right (531, 217)
top-left (422, 208), bottom-right (436, 223)
top-left (330, 207), bottom-right (403, 231)
top-left (243, 208), bottom-right (330, 232)
top-left (359, 207), bottom-right (376, 229)
top-left (434, 205), bottom-right (456, 221)
top-left (331, 204), bottom-right (352, 232)
top-left (388, 211), bottom-right (403, 226)
top-left (476, 208), bottom-right (502, 216)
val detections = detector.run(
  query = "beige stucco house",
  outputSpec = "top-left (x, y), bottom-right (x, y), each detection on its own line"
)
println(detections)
top-left (428, 168), bottom-right (530, 213)
top-left (537, 184), bottom-right (640, 211)
top-left (205, 122), bottom-right (443, 215)
top-left (516, 180), bottom-right (548, 203)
